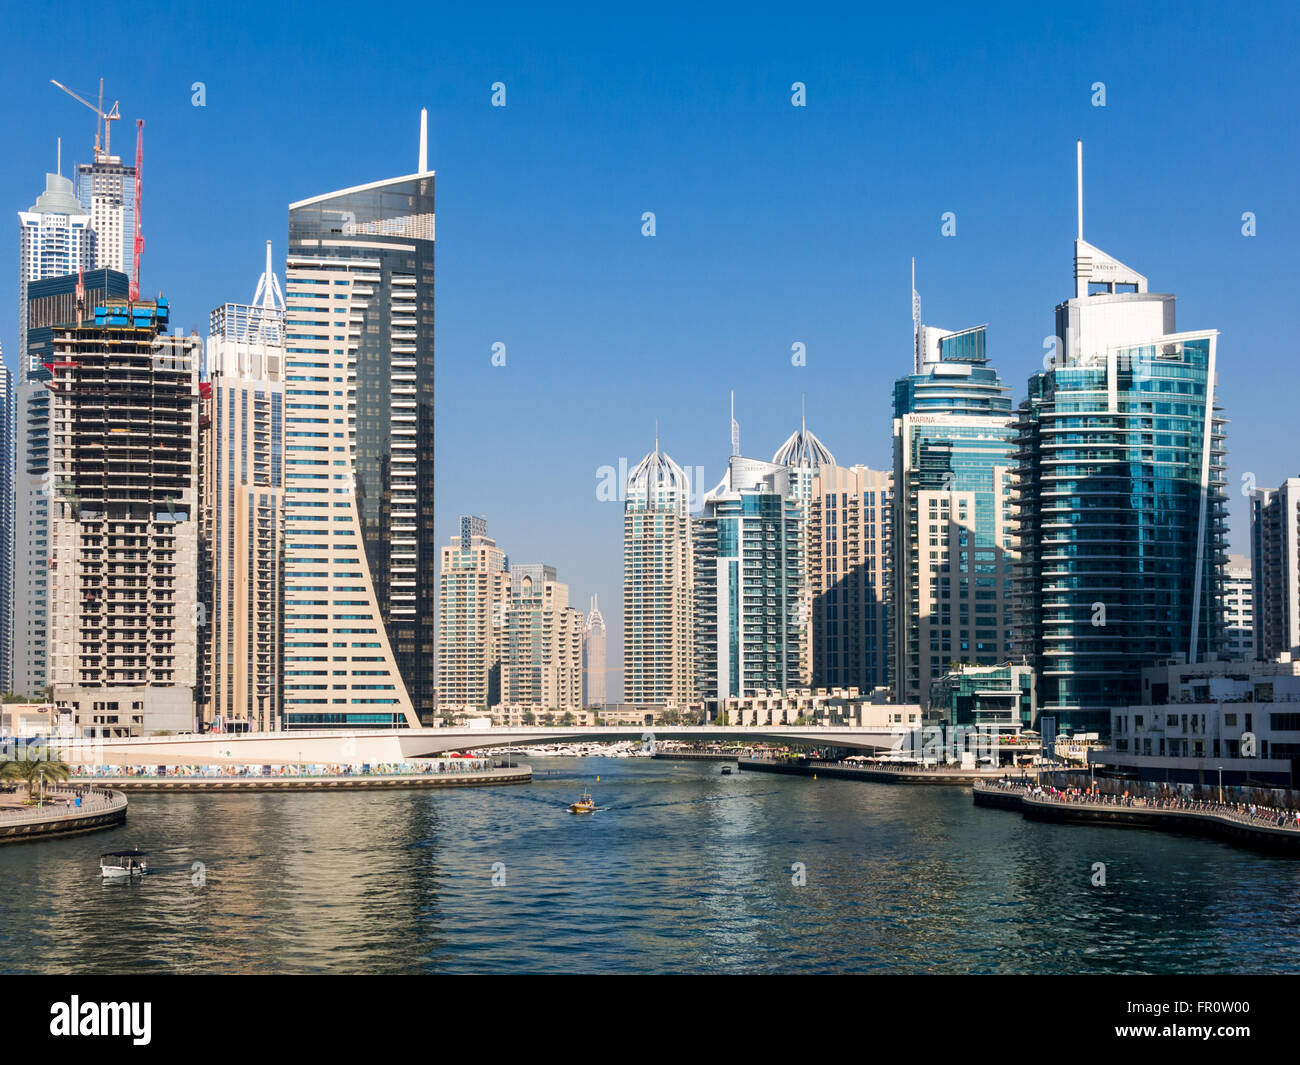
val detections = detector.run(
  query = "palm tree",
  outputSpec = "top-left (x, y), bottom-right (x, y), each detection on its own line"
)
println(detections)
top-left (0, 756), bottom-right (71, 804)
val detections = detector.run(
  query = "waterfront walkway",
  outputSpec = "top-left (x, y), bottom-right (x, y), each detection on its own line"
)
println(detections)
top-left (0, 786), bottom-right (127, 844)
top-left (67, 760), bottom-right (531, 792)
top-left (741, 756), bottom-right (1008, 785)
top-left (974, 779), bottom-right (1300, 854)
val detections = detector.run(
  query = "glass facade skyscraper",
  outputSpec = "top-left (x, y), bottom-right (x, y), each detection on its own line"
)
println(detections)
top-left (892, 312), bottom-right (1018, 708)
top-left (694, 455), bottom-right (804, 699)
top-left (282, 155), bottom-right (435, 727)
top-left (1013, 230), bottom-right (1227, 730)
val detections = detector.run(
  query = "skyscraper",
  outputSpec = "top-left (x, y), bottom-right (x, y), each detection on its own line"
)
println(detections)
top-left (623, 440), bottom-right (694, 706)
top-left (1251, 478), bottom-right (1300, 662)
top-left (12, 269), bottom-right (130, 700)
top-left (437, 517), bottom-right (511, 711)
top-left (281, 114), bottom-right (435, 727)
top-left (892, 270), bottom-right (1017, 708)
top-left (582, 594), bottom-right (607, 707)
top-left (48, 296), bottom-right (201, 735)
top-left (200, 243), bottom-right (287, 733)
top-left (694, 450), bottom-right (805, 700)
top-left (0, 360), bottom-right (12, 694)
top-left (1013, 144), bottom-right (1227, 730)
top-left (76, 152), bottom-right (135, 275)
top-left (501, 564), bottom-right (583, 711)
top-left (18, 168), bottom-right (94, 382)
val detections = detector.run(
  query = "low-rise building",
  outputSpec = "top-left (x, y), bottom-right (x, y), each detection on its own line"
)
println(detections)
top-left (702, 687), bottom-right (922, 730)
top-left (928, 662), bottom-right (1037, 731)
top-left (1094, 659), bottom-right (1300, 788)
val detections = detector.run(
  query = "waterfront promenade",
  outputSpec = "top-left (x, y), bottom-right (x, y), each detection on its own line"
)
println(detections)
top-left (67, 759), bottom-right (531, 792)
top-left (741, 756), bottom-right (1007, 785)
top-left (974, 779), bottom-right (1300, 854)
top-left (0, 786), bottom-right (126, 844)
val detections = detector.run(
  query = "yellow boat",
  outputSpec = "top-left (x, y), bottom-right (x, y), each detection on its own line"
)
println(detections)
top-left (568, 791), bottom-right (596, 814)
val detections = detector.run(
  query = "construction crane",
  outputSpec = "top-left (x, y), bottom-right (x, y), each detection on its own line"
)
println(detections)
top-left (131, 120), bottom-right (144, 301)
top-left (50, 78), bottom-right (121, 161)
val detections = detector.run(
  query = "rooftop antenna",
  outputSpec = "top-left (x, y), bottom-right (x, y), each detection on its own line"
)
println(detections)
top-left (1076, 139), bottom-right (1084, 242)
top-left (654, 418), bottom-right (659, 454)
top-left (911, 257), bottom-right (923, 373)
top-left (801, 393), bottom-right (806, 437)
top-left (252, 239), bottom-right (285, 310)
top-left (730, 390), bottom-right (740, 457)
top-left (56, 137), bottom-right (61, 177)
top-left (418, 108), bottom-right (428, 172)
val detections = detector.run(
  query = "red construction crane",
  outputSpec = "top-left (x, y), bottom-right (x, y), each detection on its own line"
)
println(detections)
top-left (130, 119), bottom-right (144, 301)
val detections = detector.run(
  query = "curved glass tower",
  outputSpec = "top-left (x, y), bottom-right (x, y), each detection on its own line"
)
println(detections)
top-left (1013, 223), bottom-right (1227, 731)
top-left (281, 134), bottom-right (435, 727)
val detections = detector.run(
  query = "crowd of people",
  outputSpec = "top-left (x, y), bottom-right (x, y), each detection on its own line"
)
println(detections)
top-left (984, 777), bottom-right (1300, 830)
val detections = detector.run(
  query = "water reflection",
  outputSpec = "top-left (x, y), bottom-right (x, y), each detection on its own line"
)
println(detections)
top-left (1, 758), bottom-right (1298, 974)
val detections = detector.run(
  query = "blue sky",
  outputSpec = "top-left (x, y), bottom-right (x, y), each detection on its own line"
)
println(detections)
top-left (4, 1), bottom-right (1297, 699)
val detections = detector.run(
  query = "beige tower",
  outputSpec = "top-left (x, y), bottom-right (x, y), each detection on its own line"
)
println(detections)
top-left (200, 243), bottom-right (287, 733)
top-left (807, 463), bottom-right (892, 691)
top-left (623, 441), bottom-right (694, 706)
top-left (437, 518), bottom-right (511, 710)
top-left (501, 564), bottom-right (583, 711)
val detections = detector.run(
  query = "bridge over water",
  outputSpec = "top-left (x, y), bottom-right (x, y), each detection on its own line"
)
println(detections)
top-left (53, 725), bottom-right (916, 767)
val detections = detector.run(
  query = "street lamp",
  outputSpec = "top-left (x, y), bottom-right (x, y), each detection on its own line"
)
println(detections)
top-left (1217, 765), bottom-right (1223, 804)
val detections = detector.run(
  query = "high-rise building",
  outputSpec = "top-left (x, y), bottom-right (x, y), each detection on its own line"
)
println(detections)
top-left (437, 518), bottom-right (511, 711)
top-left (18, 169), bottom-right (94, 382)
top-left (1013, 145), bottom-right (1227, 730)
top-left (773, 412), bottom-right (831, 688)
top-left (501, 564), bottom-right (583, 711)
top-left (694, 453), bottom-right (804, 700)
top-left (77, 153), bottom-right (135, 276)
top-left (582, 594), bottom-right (607, 707)
top-left (623, 440), bottom-right (694, 706)
top-left (1223, 554), bottom-right (1255, 662)
top-left (892, 270), bottom-right (1017, 709)
top-left (807, 462), bottom-right (892, 692)
top-left (12, 269), bottom-right (130, 700)
top-left (0, 360), bottom-right (13, 694)
top-left (48, 297), bottom-right (201, 735)
top-left (1251, 478), bottom-right (1300, 662)
top-left (281, 115), bottom-right (435, 727)
top-left (200, 244), bottom-right (287, 733)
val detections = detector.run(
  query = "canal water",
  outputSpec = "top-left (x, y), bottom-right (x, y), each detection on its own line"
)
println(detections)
top-left (2, 756), bottom-right (1298, 974)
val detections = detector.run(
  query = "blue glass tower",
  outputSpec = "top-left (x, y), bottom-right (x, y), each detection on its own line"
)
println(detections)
top-left (1013, 207), bottom-right (1227, 731)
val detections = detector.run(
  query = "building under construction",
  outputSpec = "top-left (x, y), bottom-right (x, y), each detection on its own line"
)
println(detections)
top-left (47, 295), bottom-right (201, 736)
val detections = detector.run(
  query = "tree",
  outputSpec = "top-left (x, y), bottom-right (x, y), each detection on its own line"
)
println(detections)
top-left (561, 711), bottom-right (575, 726)
top-left (1, 756), bottom-right (72, 804)
top-left (522, 710), bottom-right (536, 726)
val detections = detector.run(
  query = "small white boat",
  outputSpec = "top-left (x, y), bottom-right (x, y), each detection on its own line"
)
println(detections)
top-left (100, 849), bottom-right (148, 879)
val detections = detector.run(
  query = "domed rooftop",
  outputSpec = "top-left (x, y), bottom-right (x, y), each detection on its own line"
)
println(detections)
top-left (627, 444), bottom-right (690, 502)
top-left (773, 421), bottom-right (835, 469)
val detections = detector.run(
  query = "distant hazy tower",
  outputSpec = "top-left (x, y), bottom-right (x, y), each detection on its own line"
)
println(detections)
top-left (583, 594), bottom-right (607, 707)
top-left (281, 112), bottom-right (436, 727)
top-left (201, 243), bottom-right (287, 733)
top-left (623, 438), bottom-right (694, 706)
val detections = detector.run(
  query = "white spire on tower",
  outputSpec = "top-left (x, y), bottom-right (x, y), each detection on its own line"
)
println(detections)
top-left (419, 108), bottom-right (428, 173)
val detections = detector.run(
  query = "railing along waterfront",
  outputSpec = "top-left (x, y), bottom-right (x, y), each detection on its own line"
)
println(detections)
top-left (0, 787), bottom-right (125, 826)
top-left (975, 779), bottom-right (1300, 833)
